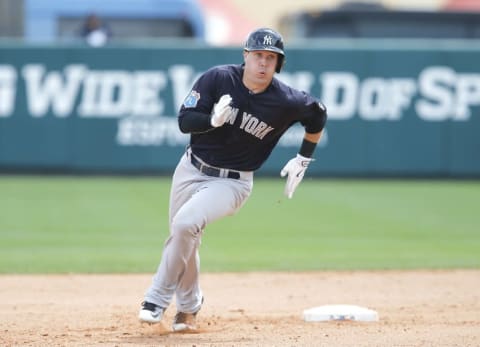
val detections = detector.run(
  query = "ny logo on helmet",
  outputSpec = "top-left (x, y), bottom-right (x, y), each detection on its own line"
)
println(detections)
top-left (263, 35), bottom-right (273, 45)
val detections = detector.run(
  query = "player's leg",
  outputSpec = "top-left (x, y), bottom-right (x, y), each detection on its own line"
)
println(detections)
top-left (168, 153), bottom-right (203, 226)
top-left (147, 177), bottom-right (251, 307)
top-left (139, 153), bottom-right (202, 323)
top-left (141, 152), bottom-right (252, 324)
top-left (170, 177), bottom-right (252, 330)
top-left (171, 247), bottom-right (202, 331)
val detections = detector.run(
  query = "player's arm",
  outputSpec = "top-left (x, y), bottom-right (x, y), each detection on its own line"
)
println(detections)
top-left (178, 110), bottom-right (213, 134)
top-left (280, 131), bottom-right (322, 199)
top-left (179, 94), bottom-right (233, 134)
top-left (296, 100), bottom-right (327, 159)
top-left (280, 101), bottom-right (327, 199)
top-left (299, 130), bottom-right (323, 157)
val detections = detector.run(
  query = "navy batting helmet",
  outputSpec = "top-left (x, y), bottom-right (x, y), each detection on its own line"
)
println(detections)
top-left (244, 28), bottom-right (285, 73)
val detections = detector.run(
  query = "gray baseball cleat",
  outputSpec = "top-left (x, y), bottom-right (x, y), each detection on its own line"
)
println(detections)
top-left (138, 301), bottom-right (165, 323)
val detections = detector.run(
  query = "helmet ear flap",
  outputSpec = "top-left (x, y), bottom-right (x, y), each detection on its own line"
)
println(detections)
top-left (276, 55), bottom-right (285, 73)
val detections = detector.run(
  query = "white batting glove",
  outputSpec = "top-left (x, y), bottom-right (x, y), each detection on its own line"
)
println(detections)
top-left (280, 154), bottom-right (313, 199)
top-left (210, 94), bottom-right (233, 127)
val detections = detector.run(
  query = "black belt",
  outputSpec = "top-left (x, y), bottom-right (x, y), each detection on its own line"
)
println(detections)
top-left (190, 154), bottom-right (240, 179)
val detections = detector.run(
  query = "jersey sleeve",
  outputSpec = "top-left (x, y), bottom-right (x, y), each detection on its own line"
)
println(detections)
top-left (178, 67), bottom-right (225, 133)
top-left (179, 67), bottom-right (225, 116)
top-left (298, 93), bottom-right (328, 133)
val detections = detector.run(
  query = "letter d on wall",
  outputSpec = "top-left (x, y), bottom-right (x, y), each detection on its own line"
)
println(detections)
top-left (320, 72), bottom-right (358, 120)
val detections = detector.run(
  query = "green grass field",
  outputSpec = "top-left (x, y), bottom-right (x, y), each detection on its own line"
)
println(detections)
top-left (0, 176), bottom-right (478, 273)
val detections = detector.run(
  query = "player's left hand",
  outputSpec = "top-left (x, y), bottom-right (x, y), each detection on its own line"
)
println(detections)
top-left (280, 154), bottom-right (313, 199)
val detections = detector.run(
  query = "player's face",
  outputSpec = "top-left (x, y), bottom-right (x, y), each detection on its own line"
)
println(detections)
top-left (242, 50), bottom-right (278, 92)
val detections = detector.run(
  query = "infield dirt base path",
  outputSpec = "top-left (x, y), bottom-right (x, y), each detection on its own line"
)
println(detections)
top-left (1, 271), bottom-right (479, 347)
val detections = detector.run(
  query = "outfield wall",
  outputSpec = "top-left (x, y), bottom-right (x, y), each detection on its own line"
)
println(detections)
top-left (0, 40), bottom-right (479, 176)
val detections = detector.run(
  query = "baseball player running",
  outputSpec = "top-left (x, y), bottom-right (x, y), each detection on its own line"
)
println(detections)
top-left (139, 27), bottom-right (327, 331)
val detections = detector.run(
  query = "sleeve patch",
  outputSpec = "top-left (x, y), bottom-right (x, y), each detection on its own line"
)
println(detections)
top-left (183, 90), bottom-right (201, 108)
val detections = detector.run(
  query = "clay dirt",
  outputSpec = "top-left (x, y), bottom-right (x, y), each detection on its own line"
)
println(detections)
top-left (1, 270), bottom-right (479, 346)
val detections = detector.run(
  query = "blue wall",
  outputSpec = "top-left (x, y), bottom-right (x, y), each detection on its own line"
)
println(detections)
top-left (24, 0), bottom-right (205, 42)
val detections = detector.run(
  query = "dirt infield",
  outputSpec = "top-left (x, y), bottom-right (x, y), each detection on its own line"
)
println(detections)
top-left (1, 271), bottom-right (479, 346)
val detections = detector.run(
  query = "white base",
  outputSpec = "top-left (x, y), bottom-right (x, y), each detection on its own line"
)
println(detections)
top-left (303, 304), bottom-right (379, 322)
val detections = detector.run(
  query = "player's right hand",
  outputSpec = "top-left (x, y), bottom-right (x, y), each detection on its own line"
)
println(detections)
top-left (210, 94), bottom-right (233, 127)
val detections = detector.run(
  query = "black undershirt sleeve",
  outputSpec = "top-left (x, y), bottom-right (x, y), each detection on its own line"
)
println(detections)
top-left (178, 110), bottom-right (214, 134)
top-left (299, 138), bottom-right (317, 158)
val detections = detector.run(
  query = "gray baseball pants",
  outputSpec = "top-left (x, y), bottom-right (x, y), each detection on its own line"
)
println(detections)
top-left (144, 149), bottom-right (253, 313)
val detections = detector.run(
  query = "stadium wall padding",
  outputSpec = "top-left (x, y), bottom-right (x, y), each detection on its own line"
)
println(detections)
top-left (0, 42), bottom-right (479, 176)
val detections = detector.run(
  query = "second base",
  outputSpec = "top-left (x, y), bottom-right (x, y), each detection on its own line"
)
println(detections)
top-left (303, 304), bottom-right (379, 322)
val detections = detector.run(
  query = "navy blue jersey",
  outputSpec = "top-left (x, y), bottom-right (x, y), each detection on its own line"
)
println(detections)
top-left (179, 64), bottom-right (327, 171)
